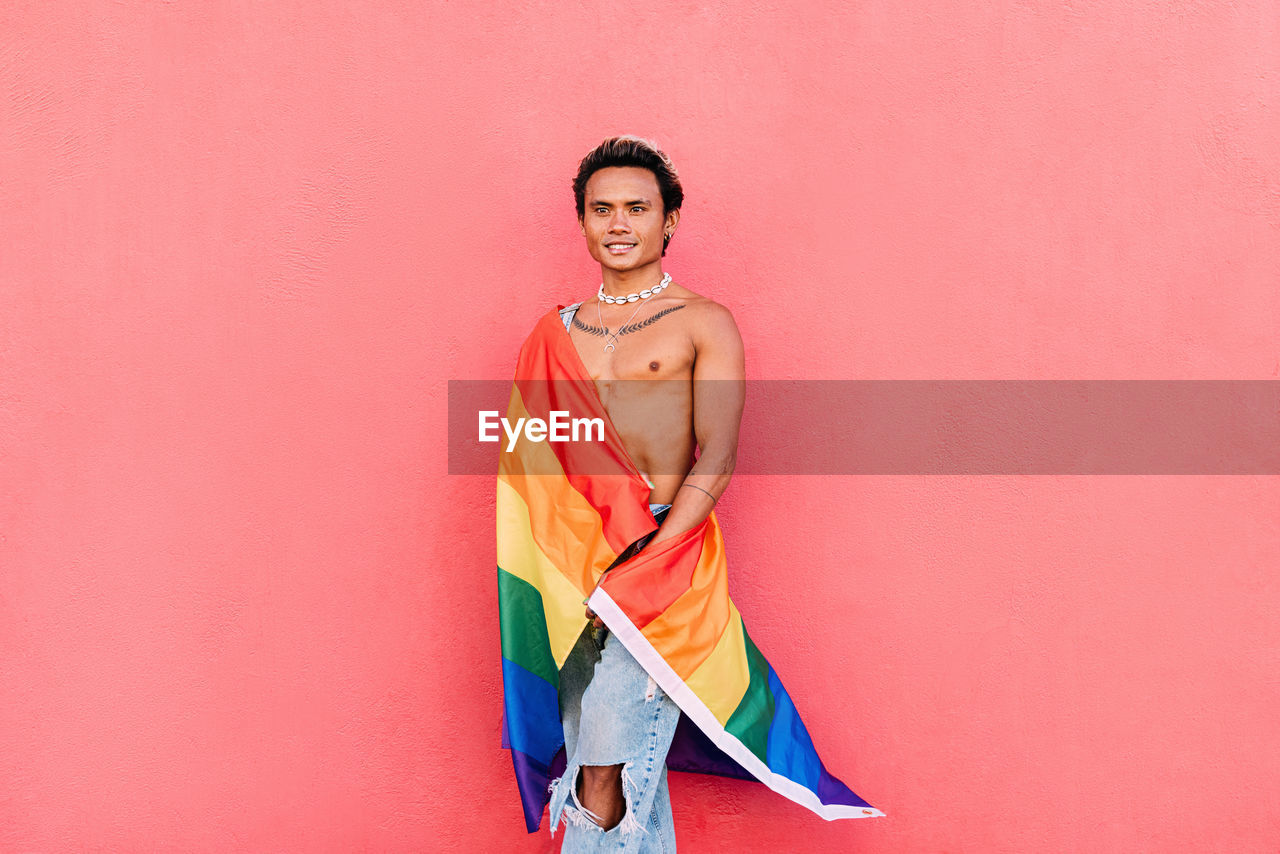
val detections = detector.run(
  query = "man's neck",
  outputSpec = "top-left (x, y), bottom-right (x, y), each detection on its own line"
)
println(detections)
top-left (600, 264), bottom-right (664, 298)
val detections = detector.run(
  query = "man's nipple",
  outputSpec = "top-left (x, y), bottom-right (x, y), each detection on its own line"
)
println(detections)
top-left (648, 361), bottom-right (660, 372)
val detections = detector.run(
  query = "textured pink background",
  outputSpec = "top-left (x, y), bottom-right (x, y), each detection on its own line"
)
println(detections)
top-left (3, 1), bottom-right (1278, 851)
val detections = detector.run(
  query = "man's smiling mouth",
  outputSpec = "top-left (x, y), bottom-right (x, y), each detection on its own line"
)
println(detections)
top-left (605, 242), bottom-right (636, 254)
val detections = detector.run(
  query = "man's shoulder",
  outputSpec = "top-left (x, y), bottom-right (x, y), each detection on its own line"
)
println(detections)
top-left (666, 291), bottom-right (742, 365)
top-left (673, 291), bottom-right (740, 339)
top-left (667, 284), bottom-right (736, 321)
top-left (524, 303), bottom-right (570, 330)
top-left (514, 304), bottom-right (571, 352)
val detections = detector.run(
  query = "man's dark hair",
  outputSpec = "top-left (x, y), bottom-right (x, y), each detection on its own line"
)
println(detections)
top-left (573, 136), bottom-right (684, 256)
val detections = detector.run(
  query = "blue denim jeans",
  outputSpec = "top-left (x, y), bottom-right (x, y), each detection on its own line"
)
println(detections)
top-left (548, 504), bottom-right (680, 853)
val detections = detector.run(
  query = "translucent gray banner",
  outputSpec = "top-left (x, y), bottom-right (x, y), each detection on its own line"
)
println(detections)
top-left (448, 380), bottom-right (1280, 474)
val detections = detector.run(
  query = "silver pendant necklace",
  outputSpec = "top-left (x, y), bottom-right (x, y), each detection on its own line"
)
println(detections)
top-left (597, 295), bottom-right (648, 353)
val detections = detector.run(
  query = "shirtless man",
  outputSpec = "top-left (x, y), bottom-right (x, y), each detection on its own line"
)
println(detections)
top-left (552, 136), bottom-right (745, 846)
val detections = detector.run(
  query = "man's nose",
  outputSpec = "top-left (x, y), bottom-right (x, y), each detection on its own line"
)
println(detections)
top-left (607, 211), bottom-right (631, 231)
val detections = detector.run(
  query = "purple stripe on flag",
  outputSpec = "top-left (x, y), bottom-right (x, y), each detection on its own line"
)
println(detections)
top-left (664, 712), bottom-right (757, 781)
top-left (508, 745), bottom-right (561, 833)
top-left (816, 763), bottom-right (873, 809)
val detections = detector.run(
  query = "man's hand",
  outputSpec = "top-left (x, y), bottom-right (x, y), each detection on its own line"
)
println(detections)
top-left (584, 604), bottom-right (605, 629)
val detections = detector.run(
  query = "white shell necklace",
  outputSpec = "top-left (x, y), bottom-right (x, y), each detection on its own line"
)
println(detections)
top-left (597, 272), bottom-right (671, 304)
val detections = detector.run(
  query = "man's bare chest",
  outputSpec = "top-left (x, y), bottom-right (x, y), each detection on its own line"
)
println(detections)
top-left (564, 300), bottom-right (695, 382)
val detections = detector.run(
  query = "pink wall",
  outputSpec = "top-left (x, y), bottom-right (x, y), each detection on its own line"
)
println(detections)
top-left (4, 1), bottom-right (1277, 851)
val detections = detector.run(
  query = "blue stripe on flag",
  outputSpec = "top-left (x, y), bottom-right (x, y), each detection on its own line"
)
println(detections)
top-left (765, 665), bottom-right (822, 793)
top-left (501, 656), bottom-right (563, 761)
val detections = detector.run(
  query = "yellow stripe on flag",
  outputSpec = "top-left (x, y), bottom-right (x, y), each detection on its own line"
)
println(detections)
top-left (682, 600), bottom-right (751, 725)
top-left (497, 477), bottom-right (594, 670)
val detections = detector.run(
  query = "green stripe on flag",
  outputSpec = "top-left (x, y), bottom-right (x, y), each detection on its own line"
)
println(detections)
top-left (724, 618), bottom-right (774, 763)
top-left (497, 566), bottom-right (558, 687)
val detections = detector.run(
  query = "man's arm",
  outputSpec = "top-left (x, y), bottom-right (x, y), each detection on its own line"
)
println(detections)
top-left (648, 301), bottom-right (745, 546)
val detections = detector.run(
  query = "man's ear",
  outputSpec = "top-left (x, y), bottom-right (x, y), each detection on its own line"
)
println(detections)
top-left (578, 215), bottom-right (586, 235)
top-left (665, 208), bottom-right (681, 233)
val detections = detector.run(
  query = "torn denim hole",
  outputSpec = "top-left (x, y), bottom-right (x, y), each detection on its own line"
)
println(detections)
top-left (645, 674), bottom-right (657, 702)
top-left (617, 763), bottom-right (645, 836)
top-left (546, 760), bottom-right (647, 840)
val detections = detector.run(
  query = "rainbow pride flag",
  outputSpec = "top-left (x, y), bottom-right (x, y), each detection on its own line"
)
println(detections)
top-left (497, 306), bottom-right (883, 832)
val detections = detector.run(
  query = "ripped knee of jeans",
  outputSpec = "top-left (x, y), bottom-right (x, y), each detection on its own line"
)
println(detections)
top-left (547, 760), bottom-right (646, 838)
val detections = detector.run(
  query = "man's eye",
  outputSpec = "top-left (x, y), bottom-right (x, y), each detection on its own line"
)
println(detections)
top-left (632, 207), bottom-right (644, 213)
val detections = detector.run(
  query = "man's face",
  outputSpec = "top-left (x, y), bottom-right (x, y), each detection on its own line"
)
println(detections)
top-left (579, 166), bottom-right (678, 275)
